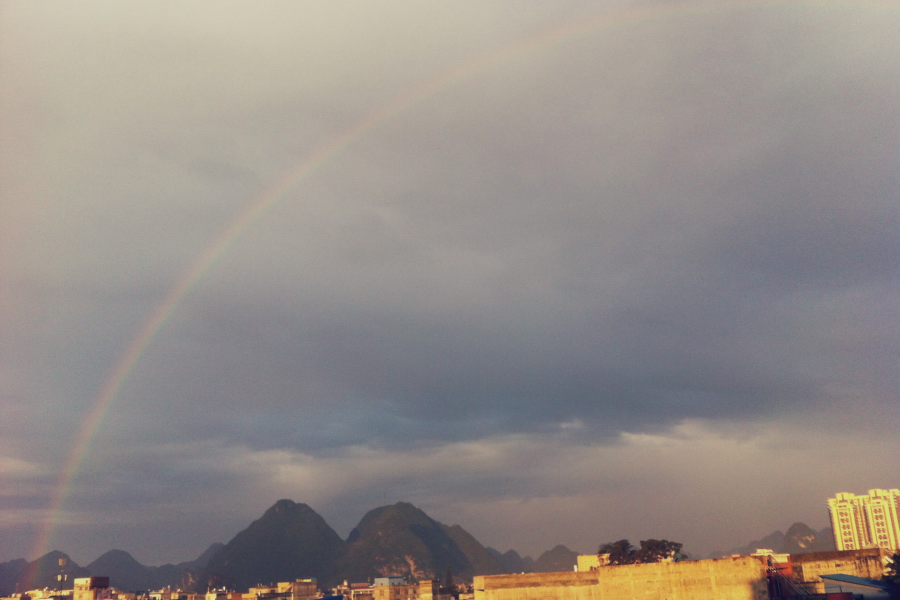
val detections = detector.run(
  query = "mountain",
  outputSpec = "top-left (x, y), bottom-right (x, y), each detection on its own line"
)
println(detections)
top-left (204, 500), bottom-right (344, 591)
top-left (708, 523), bottom-right (836, 558)
top-left (84, 543), bottom-right (222, 592)
top-left (339, 502), bottom-right (473, 583)
top-left (440, 525), bottom-right (505, 576)
top-left (532, 545), bottom-right (579, 573)
top-left (86, 550), bottom-right (151, 592)
top-left (5, 499), bottom-right (577, 592)
top-left (780, 523), bottom-right (835, 554)
top-left (11, 551), bottom-right (89, 592)
top-left (178, 543), bottom-right (224, 572)
top-left (485, 548), bottom-right (533, 574)
top-left (0, 559), bottom-right (28, 596)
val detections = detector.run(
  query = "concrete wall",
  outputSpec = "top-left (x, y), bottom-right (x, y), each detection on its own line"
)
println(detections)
top-left (791, 548), bottom-right (888, 593)
top-left (475, 556), bottom-right (769, 600)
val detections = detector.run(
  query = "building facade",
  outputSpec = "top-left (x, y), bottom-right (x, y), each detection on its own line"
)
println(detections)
top-left (73, 578), bottom-right (109, 600)
top-left (474, 549), bottom-right (889, 600)
top-left (475, 556), bottom-right (771, 600)
top-left (827, 489), bottom-right (900, 552)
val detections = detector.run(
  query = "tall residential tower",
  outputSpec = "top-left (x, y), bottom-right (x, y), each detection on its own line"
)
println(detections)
top-left (827, 489), bottom-right (900, 551)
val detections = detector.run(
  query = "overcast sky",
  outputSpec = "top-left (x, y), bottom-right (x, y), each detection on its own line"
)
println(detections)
top-left (1, 0), bottom-right (899, 566)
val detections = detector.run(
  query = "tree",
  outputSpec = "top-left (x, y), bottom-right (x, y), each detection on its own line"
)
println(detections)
top-left (633, 539), bottom-right (685, 564)
top-left (884, 553), bottom-right (900, 599)
top-left (597, 539), bottom-right (687, 566)
top-left (598, 540), bottom-right (635, 565)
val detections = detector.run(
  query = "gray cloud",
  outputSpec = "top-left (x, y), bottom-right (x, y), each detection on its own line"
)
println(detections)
top-left (1, 0), bottom-right (898, 565)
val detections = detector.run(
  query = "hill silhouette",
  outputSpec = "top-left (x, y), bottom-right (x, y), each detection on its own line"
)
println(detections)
top-left (532, 545), bottom-right (579, 573)
top-left (339, 502), bottom-right (474, 582)
top-left (86, 550), bottom-right (149, 591)
top-left (485, 548), bottom-right (533, 574)
top-left (0, 559), bottom-right (28, 596)
top-left (9, 551), bottom-right (89, 593)
top-left (780, 523), bottom-right (834, 554)
top-left (708, 522), bottom-right (836, 558)
top-left (204, 500), bottom-right (344, 590)
top-left (441, 525), bottom-right (505, 576)
top-left (3, 500), bottom-right (606, 593)
top-left (85, 544), bottom-right (222, 591)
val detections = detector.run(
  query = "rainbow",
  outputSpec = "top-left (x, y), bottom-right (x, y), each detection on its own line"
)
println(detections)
top-left (29, 0), bottom-right (896, 571)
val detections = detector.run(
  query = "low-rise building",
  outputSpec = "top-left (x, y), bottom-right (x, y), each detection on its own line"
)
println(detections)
top-left (243, 579), bottom-right (317, 600)
top-left (372, 580), bottom-right (405, 589)
top-left (74, 578), bottom-right (110, 600)
top-left (475, 548), bottom-right (892, 600)
top-left (3, 589), bottom-right (74, 600)
top-left (575, 554), bottom-right (610, 572)
top-left (335, 582), bottom-right (373, 600)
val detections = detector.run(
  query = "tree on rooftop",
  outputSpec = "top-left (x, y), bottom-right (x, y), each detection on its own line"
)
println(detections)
top-left (597, 540), bottom-right (635, 565)
top-left (633, 539), bottom-right (685, 564)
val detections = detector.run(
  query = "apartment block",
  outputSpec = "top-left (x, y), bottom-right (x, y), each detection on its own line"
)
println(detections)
top-left (827, 489), bottom-right (900, 551)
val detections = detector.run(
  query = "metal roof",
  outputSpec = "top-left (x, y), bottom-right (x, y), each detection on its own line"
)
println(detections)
top-left (819, 574), bottom-right (892, 590)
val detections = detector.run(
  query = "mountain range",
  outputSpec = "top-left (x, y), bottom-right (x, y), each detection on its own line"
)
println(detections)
top-left (707, 522), bottom-right (835, 558)
top-left (0, 501), bottom-right (580, 595)
top-left (0, 500), bottom-right (836, 595)
top-left (0, 544), bottom-right (223, 596)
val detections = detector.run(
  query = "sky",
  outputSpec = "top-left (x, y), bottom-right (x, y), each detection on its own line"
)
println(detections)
top-left (1, 0), bottom-right (899, 567)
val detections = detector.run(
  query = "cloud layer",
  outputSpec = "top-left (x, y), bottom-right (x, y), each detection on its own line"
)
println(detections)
top-left (1, 0), bottom-right (898, 565)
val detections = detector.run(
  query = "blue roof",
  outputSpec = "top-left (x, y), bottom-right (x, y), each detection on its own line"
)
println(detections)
top-left (819, 574), bottom-right (891, 590)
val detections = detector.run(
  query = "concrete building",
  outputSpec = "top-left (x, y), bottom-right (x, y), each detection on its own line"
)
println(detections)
top-left (474, 549), bottom-right (892, 600)
top-left (372, 577), bottom-right (422, 600)
top-left (828, 489), bottom-right (900, 551)
top-left (335, 582), bottom-right (373, 600)
top-left (820, 574), bottom-right (893, 599)
top-left (2, 591), bottom-right (73, 600)
top-left (369, 579), bottom-right (455, 600)
top-left (243, 580), bottom-right (317, 600)
top-left (575, 555), bottom-right (609, 572)
top-left (790, 548), bottom-right (890, 592)
top-left (475, 556), bottom-right (771, 600)
top-left (206, 590), bottom-right (242, 600)
top-left (73, 579), bottom-right (109, 600)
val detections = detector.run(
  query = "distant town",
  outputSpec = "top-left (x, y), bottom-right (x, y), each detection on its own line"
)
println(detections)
top-left (3, 489), bottom-right (898, 600)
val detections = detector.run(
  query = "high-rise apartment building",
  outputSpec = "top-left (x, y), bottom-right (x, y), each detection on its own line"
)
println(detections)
top-left (827, 489), bottom-right (900, 552)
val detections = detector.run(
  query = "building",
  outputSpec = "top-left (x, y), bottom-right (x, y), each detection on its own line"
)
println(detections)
top-left (828, 489), bottom-right (900, 551)
top-left (820, 574), bottom-right (893, 599)
top-left (372, 580), bottom-right (406, 589)
top-left (335, 582), bottom-right (373, 600)
top-left (150, 592), bottom-right (186, 600)
top-left (790, 548), bottom-right (890, 592)
top-left (2, 590), bottom-right (73, 600)
top-left (73, 579), bottom-right (109, 600)
top-left (474, 549), bottom-right (892, 600)
top-left (372, 580), bottom-right (434, 600)
top-left (206, 589), bottom-right (242, 600)
top-left (475, 556), bottom-right (771, 600)
top-left (242, 580), bottom-right (317, 600)
top-left (575, 555), bottom-right (609, 572)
